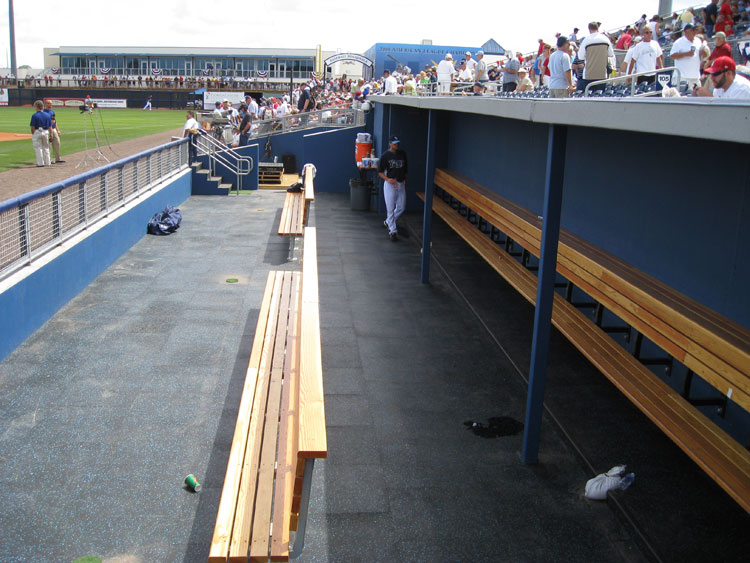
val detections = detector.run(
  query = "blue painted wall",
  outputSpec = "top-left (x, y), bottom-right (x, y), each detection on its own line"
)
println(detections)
top-left (436, 111), bottom-right (750, 326)
top-left (301, 127), bottom-right (367, 194)
top-left (0, 172), bottom-right (191, 362)
top-left (363, 43), bottom-right (483, 79)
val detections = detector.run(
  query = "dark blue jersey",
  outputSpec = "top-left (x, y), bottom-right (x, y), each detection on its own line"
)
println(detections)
top-left (30, 111), bottom-right (52, 129)
top-left (43, 108), bottom-right (56, 128)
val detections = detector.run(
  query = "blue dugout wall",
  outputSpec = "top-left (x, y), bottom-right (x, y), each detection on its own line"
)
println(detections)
top-left (0, 172), bottom-right (191, 362)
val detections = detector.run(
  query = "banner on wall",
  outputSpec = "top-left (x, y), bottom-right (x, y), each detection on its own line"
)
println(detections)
top-left (0, 88), bottom-right (8, 106)
top-left (43, 97), bottom-right (127, 108)
top-left (203, 91), bottom-right (245, 110)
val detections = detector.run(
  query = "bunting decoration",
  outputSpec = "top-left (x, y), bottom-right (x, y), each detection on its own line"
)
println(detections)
top-left (310, 71), bottom-right (322, 80)
top-left (151, 68), bottom-right (162, 76)
top-left (100, 68), bottom-right (111, 75)
top-left (256, 70), bottom-right (268, 78)
top-left (50, 67), bottom-right (61, 74)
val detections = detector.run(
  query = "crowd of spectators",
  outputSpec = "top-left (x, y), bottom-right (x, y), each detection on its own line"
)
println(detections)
top-left (360, 1), bottom-right (750, 99)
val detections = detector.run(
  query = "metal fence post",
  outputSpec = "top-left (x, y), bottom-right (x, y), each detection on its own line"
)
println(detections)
top-left (133, 160), bottom-right (139, 194)
top-left (52, 192), bottom-right (61, 239)
top-left (18, 204), bottom-right (29, 259)
top-left (147, 153), bottom-right (152, 185)
top-left (100, 174), bottom-right (107, 213)
top-left (118, 167), bottom-right (124, 201)
top-left (78, 182), bottom-right (86, 225)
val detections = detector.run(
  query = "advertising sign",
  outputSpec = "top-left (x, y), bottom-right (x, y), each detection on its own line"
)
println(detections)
top-left (203, 91), bottom-right (245, 110)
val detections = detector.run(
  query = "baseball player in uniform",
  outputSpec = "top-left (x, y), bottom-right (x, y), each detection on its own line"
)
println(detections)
top-left (378, 135), bottom-right (408, 241)
top-left (30, 100), bottom-right (52, 166)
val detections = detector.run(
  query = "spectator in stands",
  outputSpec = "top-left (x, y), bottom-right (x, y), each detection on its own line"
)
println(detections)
top-left (628, 26), bottom-right (664, 83)
top-left (616, 27), bottom-right (634, 49)
top-left (705, 31), bottom-right (733, 72)
top-left (705, 0), bottom-right (720, 36)
top-left (671, 24), bottom-right (706, 89)
top-left (437, 53), bottom-right (455, 95)
top-left (474, 51), bottom-right (488, 84)
top-left (742, 41), bottom-right (750, 63)
top-left (579, 21), bottom-right (616, 91)
top-left (715, 13), bottom-right (735, 35)
top-left (548, 36), bottom-right (575, 97)
top-left (502, 51), bottom-right (520, 92)
top-left (695, 55), bottom-right (750, 97)
top-left (472, 82), bottom-right (484, 96)
top-left (383, 69), bottom-right (398, 94)
top-left (569, 28), bottom-right (580, 43)
top-left (515, 67), bottom-right (535, 92)
top-left (539, 45), bottom-right (552, 87)
top-left (464, 52), bottom-right (477, 75)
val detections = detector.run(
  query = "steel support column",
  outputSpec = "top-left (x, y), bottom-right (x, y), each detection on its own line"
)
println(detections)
top-left (522, 124), bottom-right (567, 464)
top-left (421, 109), bottom-right (437, 284)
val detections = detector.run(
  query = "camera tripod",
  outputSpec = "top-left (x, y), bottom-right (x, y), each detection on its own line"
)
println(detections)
top-left (76, 108), bottom-right (110, 169)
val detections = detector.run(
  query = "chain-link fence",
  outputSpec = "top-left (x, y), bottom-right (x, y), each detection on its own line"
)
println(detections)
top-left (0, 139), bottom-right (188, 281)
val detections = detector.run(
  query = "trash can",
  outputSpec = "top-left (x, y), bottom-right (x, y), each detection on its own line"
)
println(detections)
top-left (350, 179), bottom-right (371, 211)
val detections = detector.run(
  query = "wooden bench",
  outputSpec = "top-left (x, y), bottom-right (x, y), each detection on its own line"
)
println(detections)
top-left (419, 169), bottom-right (750, 512)
top-left (209, 227), bottom-right (326, 562)
top-left (278, 167), bottom-right (315, 236)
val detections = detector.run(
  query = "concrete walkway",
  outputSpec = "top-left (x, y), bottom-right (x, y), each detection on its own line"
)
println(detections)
top-left (0, 191), bottom-right (746, 562)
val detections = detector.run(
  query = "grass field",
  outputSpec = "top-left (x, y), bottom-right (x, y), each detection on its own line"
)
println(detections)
top-left (0, 107), bottom-right (185, 173)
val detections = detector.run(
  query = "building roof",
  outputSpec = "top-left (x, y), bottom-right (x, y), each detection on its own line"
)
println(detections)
top-left (53, 46), bottom-right (319, 58)
top-left (481, 39), bottom-right (505, 55)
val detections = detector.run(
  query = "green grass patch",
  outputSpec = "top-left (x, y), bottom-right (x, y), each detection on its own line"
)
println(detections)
top-left (0, 107), bottom-right (185, 172)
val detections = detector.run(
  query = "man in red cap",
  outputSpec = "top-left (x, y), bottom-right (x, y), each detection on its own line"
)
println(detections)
top-left (694, 56), bottom-right (750, 98)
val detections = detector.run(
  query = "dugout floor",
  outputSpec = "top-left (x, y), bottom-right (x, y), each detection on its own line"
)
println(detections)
top-left (0, 191), bottom-right (747, 562)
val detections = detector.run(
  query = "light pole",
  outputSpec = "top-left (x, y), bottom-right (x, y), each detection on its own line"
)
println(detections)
top-left (9, 0), bottom-right (17, 83)
top-left (658, 0), bottom-right (673, 17)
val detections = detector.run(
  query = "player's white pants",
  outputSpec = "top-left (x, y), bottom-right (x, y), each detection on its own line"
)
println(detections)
top-left (32, 129), bottom-right (51, 166)
top-left (384, 180), bottom-right (406, 235)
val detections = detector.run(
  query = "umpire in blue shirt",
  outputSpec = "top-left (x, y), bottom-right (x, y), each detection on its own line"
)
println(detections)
top-left (30, 100), bottom-right (52, 166)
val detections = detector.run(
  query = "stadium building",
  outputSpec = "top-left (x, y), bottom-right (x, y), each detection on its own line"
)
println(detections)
top-left (44, 46), bottom-right (331, 81)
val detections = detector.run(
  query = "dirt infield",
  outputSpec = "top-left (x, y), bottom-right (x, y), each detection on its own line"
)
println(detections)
top-left (0, 131), bottom-right (32, 142)
top-left (0, 128), bottom-right (182, 203)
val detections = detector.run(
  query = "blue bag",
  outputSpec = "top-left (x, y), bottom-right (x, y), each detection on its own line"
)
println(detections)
top-left (147, 205), bottom-right (182, 235)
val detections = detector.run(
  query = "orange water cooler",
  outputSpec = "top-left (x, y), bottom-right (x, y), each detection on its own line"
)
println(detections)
top-left (355, 132), bottom-right (373, 164)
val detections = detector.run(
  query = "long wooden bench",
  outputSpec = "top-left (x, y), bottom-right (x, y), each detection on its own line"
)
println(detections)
top-left (278, 167), bottom-right (315, 236)
top-left (419, 169), bottom-right (750, 512)
top-left (210, 227), bottom-right (326, 562)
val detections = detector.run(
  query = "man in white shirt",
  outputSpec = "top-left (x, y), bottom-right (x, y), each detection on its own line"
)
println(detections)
top-left (695, 56), bottom-right (750, 98)
top-left (383, 69), bottom-right (398, 95)
top-left (669, 24), bottom-right (705, 89)
top-left (183, 111), bottom-right (200, 163)
top-left (437, 53), bottom-right (455, 95)
top-left (627, 26), bottom-right (664, 83)
top-left (457, 60), bottom-right (473, 81)
top-left (464, 52), bottom-right (477, 74)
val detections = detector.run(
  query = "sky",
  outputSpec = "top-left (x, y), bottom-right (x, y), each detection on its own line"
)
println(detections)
top-left (1, 0), bottom-right (699, 69)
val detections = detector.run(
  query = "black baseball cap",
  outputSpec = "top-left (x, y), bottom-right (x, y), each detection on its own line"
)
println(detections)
top-left (389, 135), bottom-right (400, 144)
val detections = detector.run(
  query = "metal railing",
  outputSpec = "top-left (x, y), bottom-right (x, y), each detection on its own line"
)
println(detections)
top-left (584, 66), bottom-right (682, 96)
top-left (193, 107), bottom-right (364, 193)
top-left (195, 132), bottom-right (253, 194)
top-left (0, 139), bottom-right (189, 282)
